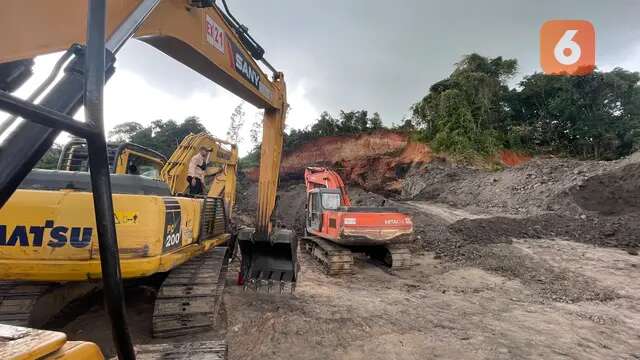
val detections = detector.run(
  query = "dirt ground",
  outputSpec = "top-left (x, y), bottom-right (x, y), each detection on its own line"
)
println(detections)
top-left (53, 200), bottom-right (640, 359)
top-left (56, 232), bottom-right (640, 359)
top-left (49, 153), bottom-right (640, 359)
top-left (224, 238), bottom-right (639, 360)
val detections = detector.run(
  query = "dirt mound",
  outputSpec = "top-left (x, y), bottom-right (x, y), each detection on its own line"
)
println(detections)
top-left (402, 151), bottom-right (640, 255)
top-left (461, 243), bottom-right (619, 303)
top-left (235, 179), bottom-right (308, 233)
top-left (448, 213), bottom-right (639, 252)
top-left (569, 162), bottom-right (640, 215)
top-left (274, 182), bottom-right (308, 232)
top-left (402, 156), bottom-right (615, 215)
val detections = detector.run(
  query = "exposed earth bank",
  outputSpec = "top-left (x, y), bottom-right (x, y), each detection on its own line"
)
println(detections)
top-left (244, 130), bottom-right (432, 194)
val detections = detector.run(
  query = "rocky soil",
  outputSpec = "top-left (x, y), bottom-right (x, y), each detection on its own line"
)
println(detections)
top-left (223, 152), bottom-right (640, 359)
top-left (223, 238), bottom-right (640, 360)
top-left (399, 153), bottom-right (640, 255)
top-left (401, 153), bottom-right (640, 218)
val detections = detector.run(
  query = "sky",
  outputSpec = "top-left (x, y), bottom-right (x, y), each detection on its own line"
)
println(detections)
top-left (4, 0), bottom-right (640, 156)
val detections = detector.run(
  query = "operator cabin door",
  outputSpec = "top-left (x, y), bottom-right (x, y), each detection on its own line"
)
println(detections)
top-left (307, 192), bottom-right (322, 232)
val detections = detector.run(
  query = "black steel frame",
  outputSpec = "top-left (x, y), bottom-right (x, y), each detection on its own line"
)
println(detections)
top-left (0, 0), bottom-right (154, 359)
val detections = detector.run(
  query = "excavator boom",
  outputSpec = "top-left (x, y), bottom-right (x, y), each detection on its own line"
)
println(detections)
top-left (305, 167), bottom-right (352, 206)
top-left (161, 133), bottom-right (238, 205)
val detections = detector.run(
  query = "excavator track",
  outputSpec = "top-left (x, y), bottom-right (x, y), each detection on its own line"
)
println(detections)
top-left (133, 341), bottom-right (227, 360)
top-left (375, 245), bottom-right (412, 270)
top-left (0, 282), bottom-right (51, 326)
top-left (0, 281), bottom-right (100, 328)
top-left (302, 237), bottom-right (413, 274)
top-left (301, 236), bottom-right (353, 275)
top-left (152, 246), bottom-right (228, 338)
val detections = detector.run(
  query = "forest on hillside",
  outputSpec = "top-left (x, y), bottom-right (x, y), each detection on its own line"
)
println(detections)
top-left (412, 54), bottom-right (640, 161)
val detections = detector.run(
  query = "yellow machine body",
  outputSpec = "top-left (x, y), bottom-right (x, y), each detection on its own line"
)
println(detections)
top-left (0, 133), bottom-right (237, 281)
top-left (0, 324), bottom-right (103, 360)
top-left (0, 191), bottom-right (228, 281)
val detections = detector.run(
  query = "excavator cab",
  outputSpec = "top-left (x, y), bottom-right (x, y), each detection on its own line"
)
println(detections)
top-left (57, 137), bottom-right (167, 177)
top-left (306, 188), bottom-right (341, 232)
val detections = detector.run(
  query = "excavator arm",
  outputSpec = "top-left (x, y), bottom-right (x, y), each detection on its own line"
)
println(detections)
top-left (305, 167), bottom-right (352, 206)
top-left (0, 1), bottom-right (295, 358)
top-left (0, 0), bottom-right (287, 226)
top-left (161, 132), bottom-right (238, 209)
top-left (0, 0), bottom-right (283, 109)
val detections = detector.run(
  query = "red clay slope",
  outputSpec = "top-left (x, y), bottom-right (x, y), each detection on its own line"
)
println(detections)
top-left (243, 131), bottom-right (531, 194)
top-left (245, 130), bottom-right (432, 194)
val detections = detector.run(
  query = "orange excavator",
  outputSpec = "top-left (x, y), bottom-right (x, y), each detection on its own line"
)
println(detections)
top-left (302, 167), bottom-right (414, 274)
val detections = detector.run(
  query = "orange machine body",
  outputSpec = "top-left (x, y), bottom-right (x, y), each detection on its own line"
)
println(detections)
top-left (304, 167), bottom-right (413, 246)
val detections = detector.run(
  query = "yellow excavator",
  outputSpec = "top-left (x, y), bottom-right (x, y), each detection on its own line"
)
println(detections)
top-left (3, 132), bottom-right (238, 332)
top-left (0, 0), bottom-right (296, 359)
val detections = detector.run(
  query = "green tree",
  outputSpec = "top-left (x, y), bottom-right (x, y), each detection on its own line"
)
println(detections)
top-left (369, 112), bottom-right (383, 129)
top-left (514, 68), bottom-right (640, 159)
top-left (109, 121), bottom-right (144, 142)
top-left (310, 111), bottom-right (338, 136)
top-left (108, 116), bottom-right (208, 157)
top-left (412, 53), bottom-right (516, 158)
top-left (36, 143), bottom-right (62, 169)
top-left (392, 118), bottom-right (415, 132)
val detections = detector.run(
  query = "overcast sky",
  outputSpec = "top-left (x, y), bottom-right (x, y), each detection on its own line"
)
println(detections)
top-left (6, 0), bottom-right (640, 155)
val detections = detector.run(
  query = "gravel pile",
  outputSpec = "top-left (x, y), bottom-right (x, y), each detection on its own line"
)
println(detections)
top-left (399, 153), bottom-right (640, 255)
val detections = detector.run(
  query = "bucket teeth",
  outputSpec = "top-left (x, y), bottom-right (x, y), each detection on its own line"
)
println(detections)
top-left (237, 227), bottom-right (298, 295)
top-left (241, 276), bottom-right (295, 294)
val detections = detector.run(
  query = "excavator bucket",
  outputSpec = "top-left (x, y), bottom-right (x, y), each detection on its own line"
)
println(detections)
top-left (237, 227), bottom-right (298, 293)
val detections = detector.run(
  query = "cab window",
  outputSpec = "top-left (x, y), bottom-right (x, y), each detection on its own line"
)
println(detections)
top-left (321, 193), bottom-right (341, 210)
top-left (127, 154), bottom-right (162, 180)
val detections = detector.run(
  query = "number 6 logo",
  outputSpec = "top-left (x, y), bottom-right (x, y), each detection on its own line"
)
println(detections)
top-left (554, 30), bottom-right (580, 65)
top-left (541, 20), bottom-right (595, 75)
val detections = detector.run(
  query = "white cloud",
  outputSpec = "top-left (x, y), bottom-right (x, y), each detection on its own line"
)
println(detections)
top-left (1, 49), bottom-right (320, 157)
top-left (286, 79), bottom-right (319, 132)
top-left (600, 42), bottom-right (640, 72)
top-left (103, 67), bottom-right (248, 138)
